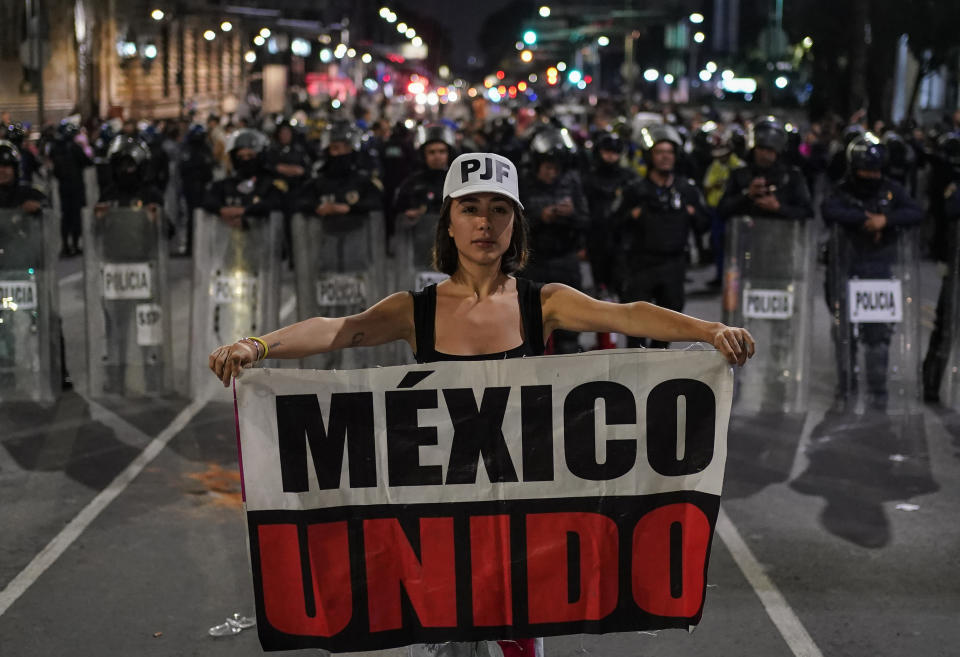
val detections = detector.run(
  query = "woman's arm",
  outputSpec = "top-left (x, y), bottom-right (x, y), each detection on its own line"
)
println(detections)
top-left (209, 291), bottom-right (414, 386)
top-left (541, 283), bottom-right (755, 365)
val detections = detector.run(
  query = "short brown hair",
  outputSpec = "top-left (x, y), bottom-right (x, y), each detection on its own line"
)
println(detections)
top-left (432, 197), bottom-right (529, 275)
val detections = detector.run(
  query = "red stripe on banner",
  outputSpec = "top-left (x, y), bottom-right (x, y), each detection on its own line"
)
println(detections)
top-left (470, 515), bottom-right (513, 626)
top-left (526, 512), bottom-right (619, 624)
top-left (258, 522), bottom-right (353, 636)
top-left (232, 379), bottom-right (246, 502)
top-left (364, 517), bottom-right (458, 632)
top-left (631, 503), bottom-right (711, 617)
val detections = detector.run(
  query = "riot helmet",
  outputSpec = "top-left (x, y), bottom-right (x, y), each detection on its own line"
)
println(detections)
top-left (57, 120), bottom-right (79, 141)
top-left (185, 123), bottom-right (208, 145)
top-left (0, 140), bottom-right (22, 185)
top-left (841, 123), bottom-right (866, 149)
top-left (727, 124), bottom-right (747, 159)
top-left (749, 117), bottom-right (787, 153)
top-left (226, 128), bottom-right (269, 178)
top-left (108, 135), bottom-right (152, 190)
top-left (5, 122), bottom-right (26, 148)
top-left (593, 129), bottom-right (624, 170)
top-left (638, 123), bottom-right (682, 175)
top-left (415, 123), bottom-right (456, 170)
top-left (274, 116), bottom-right (301, 145)
top-left (530, 126), bottom-right (577, 167)
top-left (882, 131), bottom-right (915, 179)
top-left (322, 120), bottom-right (362, 152)
top-left (846, 133), bottom-right (885, 172)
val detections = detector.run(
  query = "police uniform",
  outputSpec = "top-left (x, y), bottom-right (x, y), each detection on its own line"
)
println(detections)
top-left (296, 155), bottom-right (382, 224)
top-left (521, 169), bottom-right (589, 354)
top-left (178, 127), bottom-right (216, 255)
top-left (822, 175), bottom-right (923, 408)
top-left (48, 125), bottom-right (92, 255)
top-left (922, 180), bottom-right (960, 401)
top-left (717, 160), bottom-right (813, 221)
top-left (202, 174), bottom-right (283, 220)
top-left (583, 147), bottom-right (639, 292)
top-left (613, 174), bottom-right (709, 348)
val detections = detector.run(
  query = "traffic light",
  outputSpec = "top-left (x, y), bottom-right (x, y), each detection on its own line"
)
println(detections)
top-left (523, 30), bottom-right (537, 45)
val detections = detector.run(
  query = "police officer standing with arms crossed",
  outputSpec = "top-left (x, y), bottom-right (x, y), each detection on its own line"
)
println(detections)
top-left (613, 124), bottom-right (709, 349)
top-left (202, 129), bottom-right (282, 225)
top-left (521, 127), bottom-right (589, 354)
top-left (296, 120), bottom-right (382, 225)
top-left (822, 133), bottom-right (923, 411)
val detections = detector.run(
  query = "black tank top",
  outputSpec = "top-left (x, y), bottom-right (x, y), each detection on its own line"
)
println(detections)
top-left (411, 277), bottom-right (546, 363)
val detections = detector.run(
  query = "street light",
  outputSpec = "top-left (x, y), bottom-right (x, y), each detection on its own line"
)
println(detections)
top-left (379, 7), bottom-right (391, 18)
top-left (244, 50), bottom-right (256, 63)
top-left (539, 6), bottom-right (550, 17)
top-left (254, 35), bottom-right (265, 46)
top-left (259, 28), bottom-right (271, 38)
top-left (706, 61), bottom-right (717, 72)
top-left (802, 36), bottom-right (813, 48)
top-left (699, 69), bottom-right (712, 81)
top-left (397, 22), bottom-right (407, 33)
top-left (567, 69), bottom-right (582, 84)
top-left (557, 61), bottom-right (566, 71)
top-left (144, 44), bottom-right (158, 59)
top-left (663, 73), bottom-right (674, 84)
top-left (597, 36), bottom-right (609, 46)
top-left (386, 12), bottom-right (397, 23)
top-left (405, 28), bottom-right (416, 39)
top-left (150, 9), bottom-right (164, 21)
top-left (775, 76), bottom-right (788, 89)
top-left (643, 68), bottom-right (659, 81)
top-left (520, 49), bottom-right (533, 63)
top-left (412, 36), bottom-right (423, 47)
top-left (693, 32), bottom-right (705, 43)
top-left (361, 53), bottom-right (373, 63)
top-left (523, 30), bottom-right (537, 45)
top-left (220, 21), bottom-right (232, 32)
top-left (203, 30), bottom-right (216, 41)
top-left (689, 12), bottom-right (704, 23)
top-left (721, 69), bottom-right (735, 80)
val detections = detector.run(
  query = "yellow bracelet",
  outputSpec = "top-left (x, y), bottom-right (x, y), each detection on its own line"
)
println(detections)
top-left (248, 336), bottom-right (269, 361)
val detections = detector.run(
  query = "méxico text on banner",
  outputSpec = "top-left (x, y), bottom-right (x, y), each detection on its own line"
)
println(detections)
top-left (234, 349), bottom-right (733, 652)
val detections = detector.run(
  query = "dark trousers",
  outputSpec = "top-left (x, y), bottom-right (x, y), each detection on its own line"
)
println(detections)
top-left (60, 191), bottom-right (83, 250)
top-left (619, 257), bottom-right (686, 349)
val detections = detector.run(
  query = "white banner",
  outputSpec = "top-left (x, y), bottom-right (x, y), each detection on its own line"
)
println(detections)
top-left (743, 287), bottom-right (794, 320)
top-left (135, 303), bottom-right (163, 346)
top-left (316, 272), bottom-right (367, 309)
top-left (214, 274), bottom-right (258, 305)
top-left (235, 350), bottom-right (734, 651)
top-left (0, 280), bottom-right (37, 310)
top-left (101, 263), bottom-right (152, 300)
top-left (848, 279), bottom-right (903, 323)
top-left (236, 349), bottom-right (732, 511)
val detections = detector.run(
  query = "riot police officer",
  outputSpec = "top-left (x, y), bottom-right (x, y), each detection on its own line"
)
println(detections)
top-left (822, 134), bottom-right (923, 411)
top-left (5, 122), bottom-right (40, 184)
top-left (266, 117), bottom-right (311, 204)
top-left (922, 132), bottom-right (960, 402)
top-left (296, 120), bottom-right (382, 223)
top-left (97, 135), bottom-right (164, 209)
top-left (394, 123), bottom-right (455, 232)
top-left (178, 124), bottom-right (216, 256)
top-left (202, 129), bottom-right (282, 226)
top-left (613, 124), bottom-right (709, 349)
top-left (520, 126), bottom-right (588, 354)
top-left (0, 140), bottom-right (44, 213)
top-left (582, 130), bottom-right (638, 293)
top-left (718, 117), bottom-right (813, 222)
top-left (47, 121), bottom-right (92, 256)
top-left (881, 130), bottom-right (916, 192)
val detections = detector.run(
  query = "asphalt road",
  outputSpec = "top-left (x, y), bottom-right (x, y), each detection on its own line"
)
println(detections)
top-left (1, 249), bottom-right (957, 657)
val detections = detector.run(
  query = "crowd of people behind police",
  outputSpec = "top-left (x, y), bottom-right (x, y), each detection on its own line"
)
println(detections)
top-left (2, 101), bottom-right (960, 403)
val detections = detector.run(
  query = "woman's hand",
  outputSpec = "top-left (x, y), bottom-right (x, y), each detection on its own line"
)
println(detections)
top-left (209, 340), bottom-right (258, 387)
top-left (709, 324), bottom-right (756, 367)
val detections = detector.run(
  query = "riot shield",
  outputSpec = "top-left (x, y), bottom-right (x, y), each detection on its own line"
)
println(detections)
top-left (291, 211), bottom-right (395, 369)
top-left (82, 205), bottom-right (174, 397)
top-left (722, 216), bottom-right (815, 414)
top-left (0, 209), bottom-right (61, 402)
top-left (827, 224), bottom-right (921, 417)
top-left (189, 210), bottom-right (283, 397)
top-left (392, 210), bottom-right (449, 293)
top-left (938, 222), bottom-right (960, 407)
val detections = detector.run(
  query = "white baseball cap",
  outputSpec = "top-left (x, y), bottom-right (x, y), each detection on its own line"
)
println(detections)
top-left (442, 152), bottom-right (524, 210)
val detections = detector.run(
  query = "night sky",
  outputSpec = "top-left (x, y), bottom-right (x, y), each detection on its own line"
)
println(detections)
top-left (401, 0), bottom-right (517, 69)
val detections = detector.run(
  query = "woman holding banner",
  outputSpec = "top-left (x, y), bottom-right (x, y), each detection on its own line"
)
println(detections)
top-left (209, 151), bottom-right (754, 657)
top-left (210, 151), bottom-right (754, 385)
